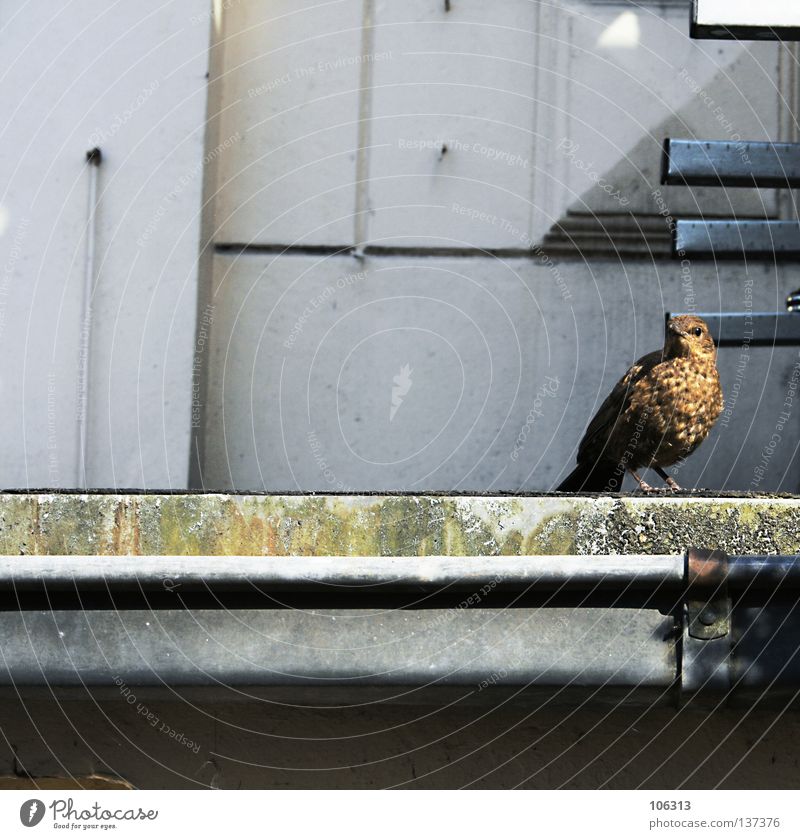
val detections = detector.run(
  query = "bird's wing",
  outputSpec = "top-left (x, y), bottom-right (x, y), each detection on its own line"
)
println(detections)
top-left (577, 349), bottom-right (663, 463)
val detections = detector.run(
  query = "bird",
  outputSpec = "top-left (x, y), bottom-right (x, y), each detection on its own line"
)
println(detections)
top-left (557, 315), bottom-right (723, 493)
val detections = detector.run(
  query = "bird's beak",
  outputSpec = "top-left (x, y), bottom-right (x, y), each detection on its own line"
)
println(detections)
top-left (668, 321), bottom-right (688, 338)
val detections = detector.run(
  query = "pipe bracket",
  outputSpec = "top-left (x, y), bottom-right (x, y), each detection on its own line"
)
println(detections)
top-left (687, 547), bottom-right (731, 640)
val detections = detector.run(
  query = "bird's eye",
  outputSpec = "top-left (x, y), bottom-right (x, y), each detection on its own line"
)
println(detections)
top-left (693, 327), bottom-right (703, 337)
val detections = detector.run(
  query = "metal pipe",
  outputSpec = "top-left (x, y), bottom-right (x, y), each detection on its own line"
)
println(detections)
top-left (726, 554), bottom-right (800, 587)
top-left (0, 554), bottom-right (684, 593)
top-left (76, 148), bottom-right (102, 489)
top-left (0, 551), bottom-right (797, 595)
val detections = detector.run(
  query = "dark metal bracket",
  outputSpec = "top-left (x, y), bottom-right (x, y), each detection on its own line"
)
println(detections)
top-left (681, 547), bottom-right (733, 697)
top-left (686, 547), bottom-right (731, 640)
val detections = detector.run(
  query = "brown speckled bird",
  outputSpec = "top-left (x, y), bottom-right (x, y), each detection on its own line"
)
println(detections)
top-left (557, 315), bottom-right (723, 493)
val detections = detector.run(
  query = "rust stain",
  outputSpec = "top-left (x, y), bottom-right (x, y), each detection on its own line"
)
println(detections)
top-left (30, 497), bottom-right (40, 554)
top-left (103, 498), bottom-right (143, 555)
top-left (132, 498), bottom-right (141, 555)
top-left (687, 547), bottom-right (729, 588)
top-left (110, 498), bottom-right (141, 555)
top-left (265, 517), bottom-right (279, 555)
top-left (112, 501), bottom-right (125, 555)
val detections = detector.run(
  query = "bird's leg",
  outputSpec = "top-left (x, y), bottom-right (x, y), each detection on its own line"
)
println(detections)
top-left (654, 466), bottom-right (681, 492)
top-left (629, 470), bottom-right (655, 493)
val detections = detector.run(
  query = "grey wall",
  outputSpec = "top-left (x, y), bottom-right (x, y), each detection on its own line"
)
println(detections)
top-left (2, 2), bottom-right (799, 493)
top-left (197, 1), bottom-right (800, 493)
top-left (0, 1), bottom-right (212, 489)
top-left (202, 254), bottom-right (800, 492)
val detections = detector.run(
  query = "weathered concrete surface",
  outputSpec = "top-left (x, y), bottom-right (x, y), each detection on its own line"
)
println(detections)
top-left (2, 492), bottom-right (800, 556)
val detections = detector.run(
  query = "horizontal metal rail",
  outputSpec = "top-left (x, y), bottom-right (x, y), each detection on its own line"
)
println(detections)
top-left (675, 220), bottom-right (800, 259)
top-left (0, 553), bottom-right (798, 595)
top-left (662, 139), bottom-right (800, 188)
top-left (668, 311), bottom-right (800, 347)
top-left (0, 554), bottom-right (683, 593)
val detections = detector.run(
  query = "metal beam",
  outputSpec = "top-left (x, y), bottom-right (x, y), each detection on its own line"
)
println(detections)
top-left (675, 220), bottom-right (800, 259)
top-left (669, 312), bottom-right (800, 347)
top-left (662, 139), bottom-right (800, 188)
top-left (2, 553), bottom-right (800, 594)
top-left (0, 554), bottom-right (683, 594)
top-left (0, 607), bottom-right (676, 690)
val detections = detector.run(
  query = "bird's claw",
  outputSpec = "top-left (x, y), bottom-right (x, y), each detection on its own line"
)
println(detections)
top-left (630, 470), bottom-right (655, 493)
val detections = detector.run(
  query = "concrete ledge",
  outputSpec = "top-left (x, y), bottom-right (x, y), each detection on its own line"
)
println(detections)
top-left (1, 493), bottom-right (800, 555)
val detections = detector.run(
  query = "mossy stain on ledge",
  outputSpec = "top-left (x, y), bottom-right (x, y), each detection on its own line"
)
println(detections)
top-left (1, 493), bottom-right (800, 556)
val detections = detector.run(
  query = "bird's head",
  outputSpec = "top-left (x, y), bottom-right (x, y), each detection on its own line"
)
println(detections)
top-left (665, 315), bottom-right (717, 362)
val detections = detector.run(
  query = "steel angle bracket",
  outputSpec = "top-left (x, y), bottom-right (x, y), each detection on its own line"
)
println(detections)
top-left (681, 547), bottom-right (733, 696)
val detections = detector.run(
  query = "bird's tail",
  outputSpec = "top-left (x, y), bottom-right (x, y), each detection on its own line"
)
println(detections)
top-left (556, 459), bottom-right (623, 492)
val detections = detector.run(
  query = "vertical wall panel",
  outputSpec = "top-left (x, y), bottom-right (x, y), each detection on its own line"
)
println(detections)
top-left (365, 1), bottom-right (539, 250)
top-left (213, 0), bottom-right (364, 247)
